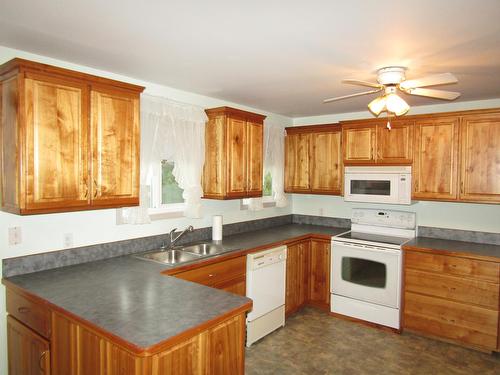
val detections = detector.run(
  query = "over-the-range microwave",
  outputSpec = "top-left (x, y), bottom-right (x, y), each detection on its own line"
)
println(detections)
top-left (344, 166), bottom-right (412, 205)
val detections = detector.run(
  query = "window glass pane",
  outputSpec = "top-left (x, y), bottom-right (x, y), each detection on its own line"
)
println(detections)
top-left (350, 180), bottom-right (391, 195)
top-left (341, 257), bottom-right (387, 288)
top-left (161, 161), bottom-right (184, 204)
top-left (263, 171), bottom-right (272, 196)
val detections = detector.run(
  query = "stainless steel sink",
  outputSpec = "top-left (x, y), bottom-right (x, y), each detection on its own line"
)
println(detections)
top-left (181, 242), bottom-right (226, 256)
top-left (138, 249), bottom-right (201, 265)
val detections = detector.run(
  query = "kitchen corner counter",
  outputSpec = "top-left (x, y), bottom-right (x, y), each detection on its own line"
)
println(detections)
top-left (403, 237), bottom-right (500, 263)
top-left (2, 223), bottom-right (347, 353)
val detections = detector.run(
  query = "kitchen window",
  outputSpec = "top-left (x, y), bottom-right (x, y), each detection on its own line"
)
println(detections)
top-left (241, 170), bottom-right (275, 209)
top-left (149, 160), bottom-right (186, 215)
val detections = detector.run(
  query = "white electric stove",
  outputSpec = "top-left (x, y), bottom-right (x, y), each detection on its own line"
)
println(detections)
top-left (331, 208), bottom-right (416, 329)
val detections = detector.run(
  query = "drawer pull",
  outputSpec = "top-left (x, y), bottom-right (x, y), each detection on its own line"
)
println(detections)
top-left (208, 274), bottom-right (214, 277)
top-left (18, 306), bottom-right (31, 314)
top-left (39, 350), bottom-right (48, 372)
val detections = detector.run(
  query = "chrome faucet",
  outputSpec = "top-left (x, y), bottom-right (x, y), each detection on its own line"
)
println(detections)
top-left (167, 225), bottom-right (194, 249)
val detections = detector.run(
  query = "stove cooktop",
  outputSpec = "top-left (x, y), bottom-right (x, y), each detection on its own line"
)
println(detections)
top-left (334, 231), bottom-right (412, 247)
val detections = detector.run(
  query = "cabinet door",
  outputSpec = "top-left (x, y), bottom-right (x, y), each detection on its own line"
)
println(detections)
top-left (246, 121), bottom-right (263, 197)
top-left (284, 133), bottom-right (310, 192)
top-left (151, 335), bottom-right (204, 375)
top-left (225, 117), bottom-right (247, 198)
top-left (202, 115), bottom-right (225, 198)
top-left (342, 125), bottom-right (376, 164)
top-left (91, 87), bottom-right (140, 207)
top-left (413, 117), bottom-right (460, 200)
top-left (460, 113), bottom-right (500, 202)
top-left (206, 315), bottom-right (245, 375)
top-left (286, 241), bottom-right (310, 316)
top-left (308, 240), bottom-right (331, 308)
top-left (310, 131), bottom-right (342, 194)
top-left (7, 316), bottom-right (50, 375)
top-left (376, 121), bottom-right (414, 164)
top-left (24, 73), bottom-right (89, 212)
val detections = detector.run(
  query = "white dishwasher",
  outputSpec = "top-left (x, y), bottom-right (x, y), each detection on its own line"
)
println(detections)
top-left (246, 245), bottom-right (287, 347)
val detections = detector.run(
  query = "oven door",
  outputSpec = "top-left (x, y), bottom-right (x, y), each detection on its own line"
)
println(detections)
top-left (331, 241), bottom-right (401, 308)
top-left (344, 173), bottom-right (399, 204)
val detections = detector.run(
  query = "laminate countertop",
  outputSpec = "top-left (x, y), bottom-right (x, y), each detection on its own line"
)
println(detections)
top-left (3, 224), bottom-right (347, 352)
top-left (403, 237), bottom-right (500, 262)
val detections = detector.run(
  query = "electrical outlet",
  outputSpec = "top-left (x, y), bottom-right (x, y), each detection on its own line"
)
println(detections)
top-left (319, 208), bottom-right (324, 216)
top-left (8, 227), bottom-right (22, 245)
top-left (63, 233), bottom-right (74, 248)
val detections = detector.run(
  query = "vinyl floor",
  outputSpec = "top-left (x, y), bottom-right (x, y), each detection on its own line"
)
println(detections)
top-left (245, 307), bottom-right (500, 375)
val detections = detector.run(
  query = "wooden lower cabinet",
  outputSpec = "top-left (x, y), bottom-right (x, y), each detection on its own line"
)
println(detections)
top-left (7, 316), bottom-right (50, 375)
top-left (171, 256), bottom-right (246, 296)
top-left (285, 237), bottom-right (332, 316)
top-left (403, 250), bottom-right (500, 351)
top-left (6, 287), bottom-right (248, 375)
top-left (308, 239), bottom-right (331, 309)
top-left (285, 240), bottom-right (310, 316)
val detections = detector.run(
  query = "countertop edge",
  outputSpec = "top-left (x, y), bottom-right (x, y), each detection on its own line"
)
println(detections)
top-left (2, 278), bottom-right (252, 355)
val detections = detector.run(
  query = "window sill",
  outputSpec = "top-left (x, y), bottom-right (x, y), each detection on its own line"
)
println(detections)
top-left (148, 206), bottom-right (185, 220)
top-left (240, 200), bottom-right (277, 210)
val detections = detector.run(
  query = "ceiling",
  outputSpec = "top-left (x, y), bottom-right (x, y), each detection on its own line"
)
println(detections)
top-left (1, 0), bottom-right (500, 117)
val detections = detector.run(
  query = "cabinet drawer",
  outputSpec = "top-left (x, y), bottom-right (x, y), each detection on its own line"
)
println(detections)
top-left (175, 256), bottom-right (246, 287)
top-left (6, 289), bottom-right (51, 338)
top-left (404, 291), bottom-right (498, 350)
top-left (405, 268), bottom-right (499, 309)
top-left (405, 251), bottom-right (500, 283)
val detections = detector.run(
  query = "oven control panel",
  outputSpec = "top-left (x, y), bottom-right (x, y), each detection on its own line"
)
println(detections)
top-left (351, 208), bottom-right (416, 229)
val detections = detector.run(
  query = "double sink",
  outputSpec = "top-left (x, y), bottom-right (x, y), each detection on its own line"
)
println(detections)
top-left (135, 242), bottom-right (231, 266)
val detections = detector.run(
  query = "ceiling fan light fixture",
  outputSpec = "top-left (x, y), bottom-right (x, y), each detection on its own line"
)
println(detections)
top-left (368, 95), bottom-right (387, 116)
top-left (385, 93), bottom-right (410, 116)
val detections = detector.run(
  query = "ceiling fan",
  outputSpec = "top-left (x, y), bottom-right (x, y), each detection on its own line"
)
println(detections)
top-left (323, 67), bottom-right (460, 117)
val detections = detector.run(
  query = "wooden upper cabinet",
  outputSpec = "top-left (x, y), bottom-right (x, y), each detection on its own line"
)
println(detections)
top-left (0, 58), bottom-right (144, 214)
top-left (284, 132), bottom-right (310, 192)
top-left (413, 116), bottom-right (460, 201)
top-left (310, 129), bottom-right (342, 194)
top-left (91, 87), bottom-right (140, 206)
top-left (376, 121), bottom-right (414, 164)
top-left (203, 107), bottom-right (265, 199)
top-left (460, 113), bottom-right (500, 202)
top-left (24, 73), bottom-right (89, 211)
top-left (342, 124), bottom-right (376, 163)
top-left (225, 117), bottom-right (247, 198)
top-left (285, 124), bottom-right (342, 195)
top-left (342, 120), bottom-right (413, 165)
top-left (246, 121), bottom-right (264, 197)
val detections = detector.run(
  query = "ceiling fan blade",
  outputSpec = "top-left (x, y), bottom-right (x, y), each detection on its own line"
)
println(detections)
top-left (342, 79), bottom-right (383, 89)
top-left (399, 73), bottom-right (458, 90)
top-left (323, 89), bottom-right (382, 103)
top-left (404, 87), bottom-right (461, 100)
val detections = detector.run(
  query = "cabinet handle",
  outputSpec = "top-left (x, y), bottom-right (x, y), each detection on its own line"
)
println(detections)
top-left (93, 180), bottom-right (98, 198)
top-left (84, 184), bottom-right (89, 198)
top-left (208, 274), bottom-right (214, 277)
top-left (17, 306), bottom-right (30, 314)
top-left (39, 350), bottom-right (48, 372)
top-left (460, 180), bottom-right (465, 194)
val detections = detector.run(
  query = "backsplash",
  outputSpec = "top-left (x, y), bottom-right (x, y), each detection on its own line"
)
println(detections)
top-left (418, 226), bottom-right (500, 246)
top-left (4, 213), bottom-right (499, 278)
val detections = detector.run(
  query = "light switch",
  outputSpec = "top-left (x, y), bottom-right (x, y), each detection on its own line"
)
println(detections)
top-left (63, 233), bottom-right (74, 248)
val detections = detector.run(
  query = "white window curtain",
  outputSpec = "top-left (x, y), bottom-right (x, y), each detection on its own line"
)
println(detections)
top-left (121, 94), bottom-right (207, 223)
top-left (246, 119), bottom-right (288, 210)
top-left (266, 120), bottom-right (288, 207)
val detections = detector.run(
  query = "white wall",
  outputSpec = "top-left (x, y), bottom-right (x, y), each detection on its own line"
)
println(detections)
top-left (0, 45), bottom-right (293, 374)
top-left (293, 195), bottom-right (500, 233)
top-left (292, 98), bottom-right (500, 235)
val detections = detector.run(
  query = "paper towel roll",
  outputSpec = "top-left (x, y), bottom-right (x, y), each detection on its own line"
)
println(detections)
top-left (212, 215), bottom-right (223, 241)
